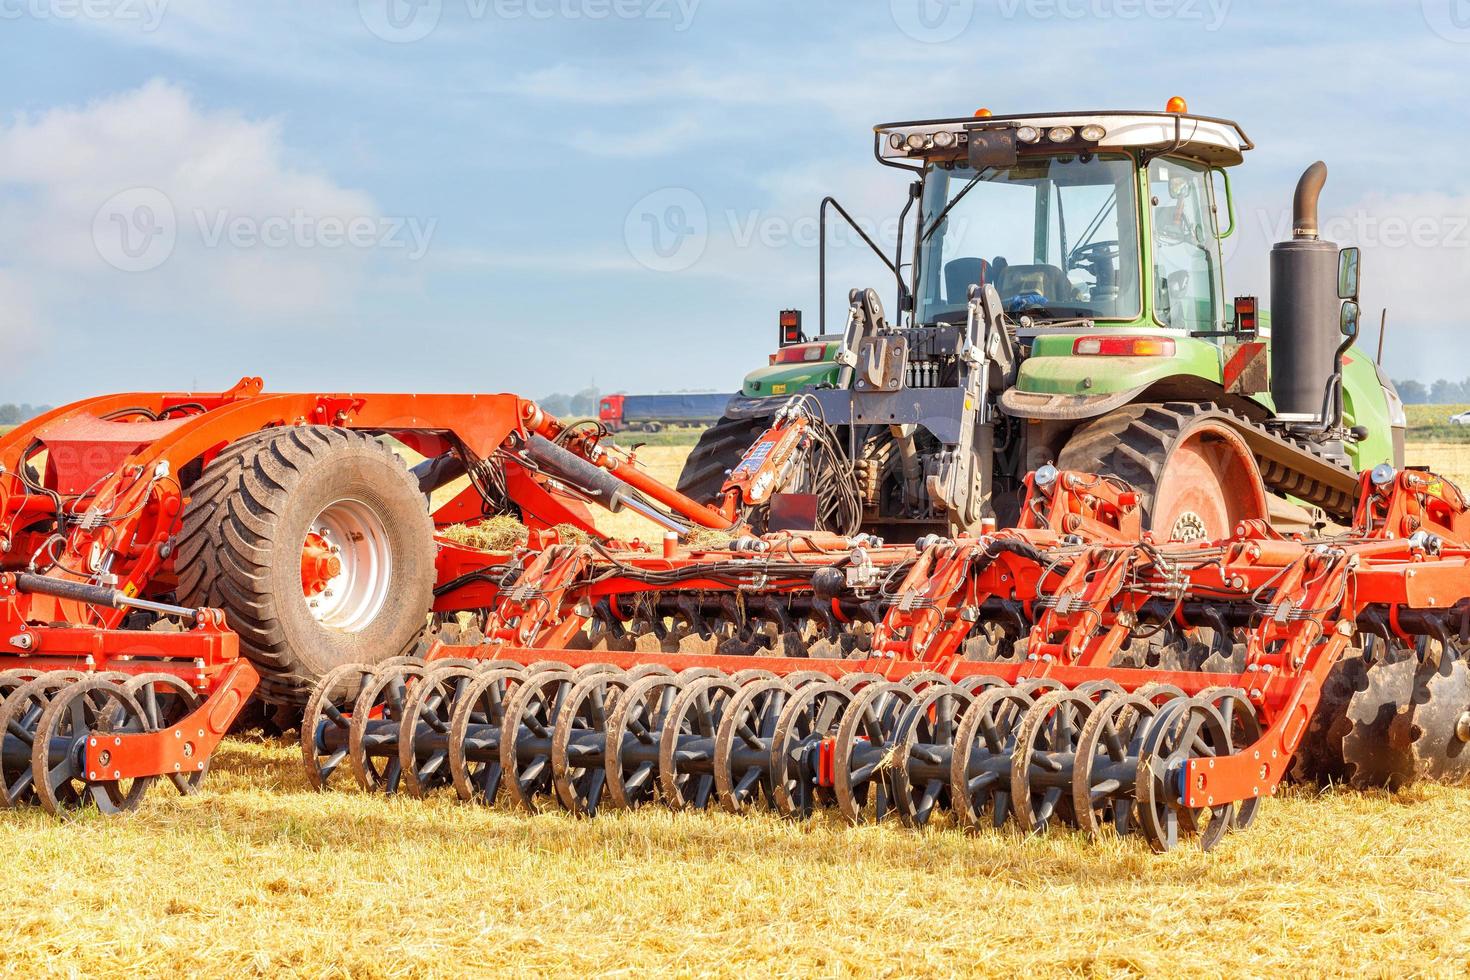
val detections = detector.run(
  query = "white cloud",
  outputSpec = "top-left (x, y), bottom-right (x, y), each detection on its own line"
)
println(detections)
top-left (0, 79), bottom-right (402, 319)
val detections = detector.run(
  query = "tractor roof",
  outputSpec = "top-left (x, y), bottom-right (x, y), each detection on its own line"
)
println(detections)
top-left (875, 110), bottom-right (1253, 168)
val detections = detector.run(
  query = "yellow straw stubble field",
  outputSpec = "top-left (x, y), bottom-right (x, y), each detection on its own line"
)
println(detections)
top-left (5, 438), bottom-right (1470, 978)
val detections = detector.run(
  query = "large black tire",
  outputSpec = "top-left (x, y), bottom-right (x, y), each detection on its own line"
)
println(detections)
top-left (676, 416), bottom-right (771, 506)
top-left (1056, 402), bottom-right (1268, 542)
top-left (176, 426), bottom-right (436, 706)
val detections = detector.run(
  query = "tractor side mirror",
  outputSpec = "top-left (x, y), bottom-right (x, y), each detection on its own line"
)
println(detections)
top-left (1340, 300), bottom-right (1361, 339)
top-left (1338, 247), bottom-right (1361, 301)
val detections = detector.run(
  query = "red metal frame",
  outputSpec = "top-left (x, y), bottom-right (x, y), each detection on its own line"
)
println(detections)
top-left (7, 377), bottom-right (1470, 815)
top-left (413, 464), bottom-right (1470, 811)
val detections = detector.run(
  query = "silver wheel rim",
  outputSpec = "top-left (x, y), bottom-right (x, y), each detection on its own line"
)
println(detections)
top-left (304, 498), bottom-right (392, 632)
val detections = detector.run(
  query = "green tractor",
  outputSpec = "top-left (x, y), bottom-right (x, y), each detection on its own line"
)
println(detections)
top-left (678, 101), bottom-right (1404, 540)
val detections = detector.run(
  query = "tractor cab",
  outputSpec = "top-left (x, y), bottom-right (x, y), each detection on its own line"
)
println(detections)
top-left (879, 106), bottom-right (1249, 338)
top-left (740, 103), bottom-right (1257, 406)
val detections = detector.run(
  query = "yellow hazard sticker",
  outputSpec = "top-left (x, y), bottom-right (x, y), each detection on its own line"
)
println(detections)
top-left (123, 583), bottom-right (139, 598)
top-left (771, 384), bottom-right (787, 394)
top-left (1428, 480), bottom-right (1445, 498)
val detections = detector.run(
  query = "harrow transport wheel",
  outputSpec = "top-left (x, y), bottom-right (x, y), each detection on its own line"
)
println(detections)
top-left (33, 678), bottom-right (155, 815)
top-left (605, 675), bottom-right (682, 810)
top-left (552, 673), bottom-right (632, 816)
top-left (950, 686), bottom-right (1034, 832)
top-left (1071, 693), bottom-right (1156, 839)
top-left (500, 670), bottom-right (575, 812)
top-left (0, 673), bottom-right (85, 807)
top-left (659, 676), bottom-right (736, 810)
top-left (713, 678), bottom-right (791, 814)
top-left (447, 666), bottom-right (523, 804)
top-left (770, 682), bottom-right (852, 820)
top-left (831, 681), bottom-right (915, 824)
top-left (1135, 697), bottom-right (1233, 853)
top-left (399, 665), bottom-right (480, 799)
top-left (1010, 691), bottom-right (1093, 834)
top-left (176, 426), bottom-right (436, 706)
top-left (1057, 403), bottom-right (1268, 542)
top-left (891, 685), bottom-right (973, 829)
top-left (301, 662), bottom-right (374, 791)
top-left (348, 663), bottom-right (425, 794)
top-left (122, 673), bottom-right (206, 794)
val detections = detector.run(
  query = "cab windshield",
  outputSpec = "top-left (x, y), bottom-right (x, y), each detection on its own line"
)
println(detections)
top-left (916, 153), bottom-right (1140, 324)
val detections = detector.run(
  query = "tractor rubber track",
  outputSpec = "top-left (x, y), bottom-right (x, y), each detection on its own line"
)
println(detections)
top-left (1059, 401), bottom-right (1359, 522)
top-left (676, 416), bottom-right (772, 506)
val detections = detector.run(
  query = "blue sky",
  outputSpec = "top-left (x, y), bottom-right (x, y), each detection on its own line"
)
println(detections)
top-left (0, 0), bottom-right (1467, 404)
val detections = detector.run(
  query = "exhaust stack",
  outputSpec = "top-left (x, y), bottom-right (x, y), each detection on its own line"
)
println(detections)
top-left (1269, 162), bottom-right (1339, 423)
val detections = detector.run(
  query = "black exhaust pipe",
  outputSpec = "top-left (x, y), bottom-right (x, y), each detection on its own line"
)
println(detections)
top-left (1269, 162), bottom-right (1339, 423)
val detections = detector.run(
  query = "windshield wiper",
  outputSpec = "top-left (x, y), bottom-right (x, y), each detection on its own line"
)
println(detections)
top-left (920, 168), bottom-right (992, 243)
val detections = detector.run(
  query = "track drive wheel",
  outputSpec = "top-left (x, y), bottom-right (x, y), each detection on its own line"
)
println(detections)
top-left (1058, 403), bottom-right (1268, 542)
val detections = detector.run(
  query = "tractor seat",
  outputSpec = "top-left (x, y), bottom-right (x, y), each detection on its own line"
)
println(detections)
top-left (996, 264), bottom-right (1075, 306)
top-left (943, 257), bottom-right (991, 305)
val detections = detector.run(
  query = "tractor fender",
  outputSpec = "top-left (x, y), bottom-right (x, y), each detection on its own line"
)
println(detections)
top-left (998, 384), bottom-right (1151, 421)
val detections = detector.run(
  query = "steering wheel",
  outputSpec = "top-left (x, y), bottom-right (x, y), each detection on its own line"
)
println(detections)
top-left (1068, 239), bottom-right (1119, 273)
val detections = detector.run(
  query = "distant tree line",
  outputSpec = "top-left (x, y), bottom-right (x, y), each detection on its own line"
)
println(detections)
top-left (1393, 379), bottom-right (1470, 405)
top-left (0, 403), bottom-right (54, 425)
top-left (540, 388), bottom-right (601, 418)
